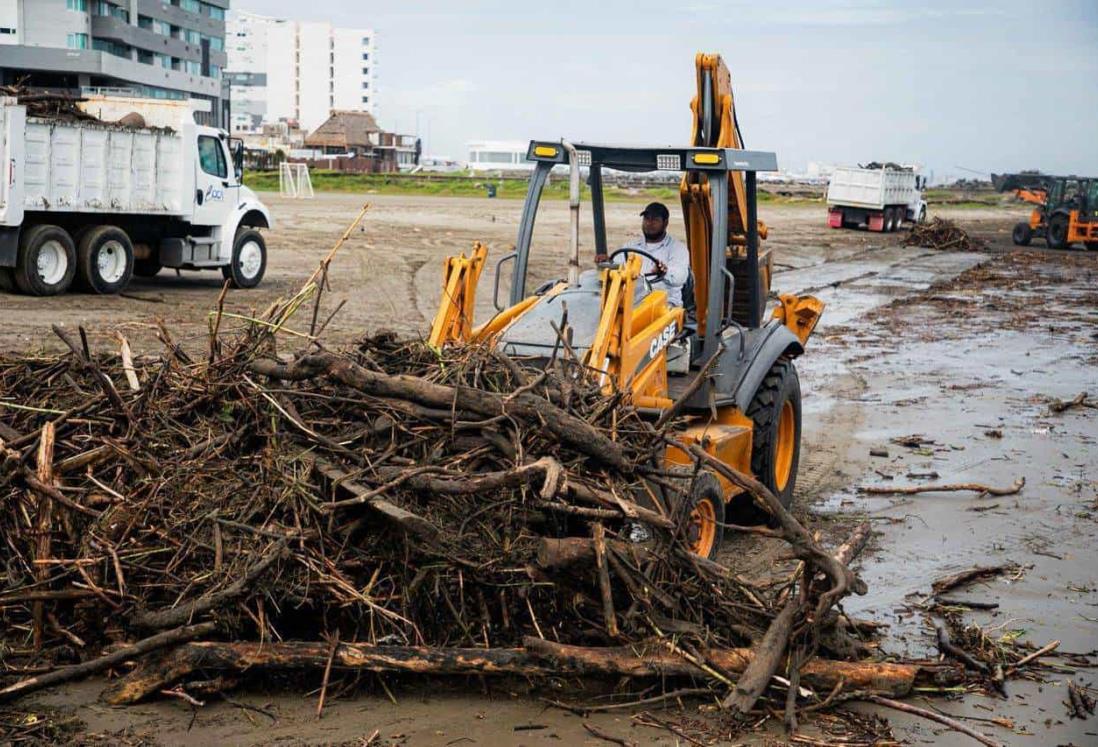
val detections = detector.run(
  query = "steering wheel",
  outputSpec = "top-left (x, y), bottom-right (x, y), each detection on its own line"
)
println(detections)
top-left (608, 248), bottom-right (666, 280)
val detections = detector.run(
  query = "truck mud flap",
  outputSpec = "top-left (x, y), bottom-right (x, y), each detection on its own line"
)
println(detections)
top-left (0, 226), bottom-right (18, 268)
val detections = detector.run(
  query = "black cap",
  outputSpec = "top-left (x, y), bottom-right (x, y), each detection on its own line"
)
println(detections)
top-left (639, 202), bottom-right (670, 220)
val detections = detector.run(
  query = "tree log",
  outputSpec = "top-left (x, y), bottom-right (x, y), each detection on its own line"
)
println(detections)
top-left (102, 638), bottom-right (933, 705)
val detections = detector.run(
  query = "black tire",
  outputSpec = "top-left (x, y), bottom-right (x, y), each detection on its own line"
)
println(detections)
top-left (1085, 241), bottom-right (1098, 251)
top-left (76, 225), bottom-right (134, 294)
top-left (732, 360), bottom-right (802, 523)
top-left (0, 267), bottom-right (14, 293)
top-left (883, 208), bottom-right (895, 233)
top-left (14, 224), bottom-right (76, 296)
top-left (222, 229), bottom-right (266, 289)
top-left (1046, 214), bottom-right (1070, 249)
top-left (677, 471), bottom-right (725, 560)
top-left (918, 207), bottom-right (927, 224)
top-left (1012, 222), bottom-right (1033, 247)
top-left (133, 258), bottom-right (163, 278)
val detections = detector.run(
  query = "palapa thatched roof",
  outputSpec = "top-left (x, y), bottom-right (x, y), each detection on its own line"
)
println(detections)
top-left (304, 110), bottom-right (382, 149)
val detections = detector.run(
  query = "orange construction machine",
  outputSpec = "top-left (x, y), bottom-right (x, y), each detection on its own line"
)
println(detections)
top-left (994, 173), bottom-right (1098, 250)
top-left (426, 54), bottom-right (823, 558)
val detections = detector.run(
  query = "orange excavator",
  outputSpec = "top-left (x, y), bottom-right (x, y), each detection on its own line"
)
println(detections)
top-left (995, 173), bottom-right (1098, 250)
top-left (426, 53), bottom-right (823, 558)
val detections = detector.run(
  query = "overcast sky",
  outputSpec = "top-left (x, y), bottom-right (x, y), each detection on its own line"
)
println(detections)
top-left (238, 1), bottom-right (1098, 182)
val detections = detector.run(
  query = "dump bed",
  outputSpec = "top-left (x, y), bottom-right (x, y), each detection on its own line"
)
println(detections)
top-left (0, 99), bottom-right (191, 224)
top-left (826, 167), bottom-right (918, 210)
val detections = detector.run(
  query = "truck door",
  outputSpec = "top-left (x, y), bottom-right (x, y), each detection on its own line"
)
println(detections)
top-left (193, 134), bottom-right (235, 227)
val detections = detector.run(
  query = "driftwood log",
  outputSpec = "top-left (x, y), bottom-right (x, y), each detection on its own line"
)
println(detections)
top-left (103, 636), bottom-right (939, 705)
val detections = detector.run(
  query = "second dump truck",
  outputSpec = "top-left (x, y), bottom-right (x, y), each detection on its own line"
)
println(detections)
top-left (827, 165), bottom-right (927, 232)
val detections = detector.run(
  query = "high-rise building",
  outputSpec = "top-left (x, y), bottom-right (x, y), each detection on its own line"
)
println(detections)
top-left (226, 10), bottom-right (376, 135)
top-left (0, 0), bottom-right (229, 127)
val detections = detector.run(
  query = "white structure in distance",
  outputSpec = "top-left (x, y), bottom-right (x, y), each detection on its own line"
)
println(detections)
top-left (227, 10), bottom-right (377, 135)
top-left (279, 162), bottom-right (315, 199)
top-left (466, 141), bottom-right (535, 172)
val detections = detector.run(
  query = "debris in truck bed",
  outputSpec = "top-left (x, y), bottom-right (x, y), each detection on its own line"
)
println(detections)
top-left (904, 217), bottom-right (987, 251)
top-left (0, 85), bottom-right (96, 123)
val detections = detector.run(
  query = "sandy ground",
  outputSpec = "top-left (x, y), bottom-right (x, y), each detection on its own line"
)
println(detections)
top-left (4, 193), bottom-right (1097, 745)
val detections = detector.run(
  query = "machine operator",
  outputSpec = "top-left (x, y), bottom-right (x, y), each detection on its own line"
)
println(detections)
top-left (596, 202), bottom-right (690, 307)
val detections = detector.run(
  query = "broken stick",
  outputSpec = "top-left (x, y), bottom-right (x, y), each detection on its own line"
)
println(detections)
top-left (860, 477), bottom-right (1024, 497)
top-left (0, 622), bottom-right (215, 702)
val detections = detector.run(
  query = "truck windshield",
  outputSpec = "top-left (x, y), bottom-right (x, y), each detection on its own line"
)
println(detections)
top-left (198, 136), bottom-right (227, 178)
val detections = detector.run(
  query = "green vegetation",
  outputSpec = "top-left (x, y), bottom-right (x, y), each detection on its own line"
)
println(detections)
top-left (243, 169), bottom-right (795, 203)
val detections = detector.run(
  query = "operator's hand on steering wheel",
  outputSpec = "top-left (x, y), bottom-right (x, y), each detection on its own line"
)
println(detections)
top-left (607, 248), bottom-right (667, 280)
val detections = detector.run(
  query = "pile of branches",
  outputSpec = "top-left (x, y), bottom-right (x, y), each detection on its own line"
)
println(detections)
top-left (0, 222), bottom-right (967, 738)
top-left (904, 217), bottom-right (986, 251)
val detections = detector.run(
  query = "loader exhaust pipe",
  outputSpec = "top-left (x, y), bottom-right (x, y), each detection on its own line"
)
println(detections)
top-left (561, 141), bottom-right (581, 286)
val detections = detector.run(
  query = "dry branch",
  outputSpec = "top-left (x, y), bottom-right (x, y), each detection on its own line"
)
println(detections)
top-left (860, 477), bottom-right (1024, 497)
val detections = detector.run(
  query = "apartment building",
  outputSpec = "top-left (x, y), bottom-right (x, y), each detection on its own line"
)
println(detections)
top-left (0, 0), bottom-right (229, 126)
top-left (226, 9), bottom-right (376, 135)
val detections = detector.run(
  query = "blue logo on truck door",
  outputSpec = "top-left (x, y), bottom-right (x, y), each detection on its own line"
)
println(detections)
top-left (204, 185), bottom-right (224, 202)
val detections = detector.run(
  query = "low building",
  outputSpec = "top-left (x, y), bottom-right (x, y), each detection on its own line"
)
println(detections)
top-left (301, 110), bottom-right (419, 173)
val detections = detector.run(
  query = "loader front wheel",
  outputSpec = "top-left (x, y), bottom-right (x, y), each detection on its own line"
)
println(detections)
top-left (746, 359), bottom-right (801, 514)
top-left (680, 471), bottom-right (725, 560)
top-left (1012, 223), bottom-right (1033, 246)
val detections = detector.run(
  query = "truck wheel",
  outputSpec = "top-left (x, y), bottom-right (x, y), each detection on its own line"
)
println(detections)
top-left (918, 207), bottom-right (927, 224)
top-left (14, 224), bottom-right (76, 296)
top-left (0, 268), bottom-right (13, 292)
top-left (1012, 223), bottom-right (1033, 246)
top-left (76, 226), bottom-right (134, 294)
top-left (678, 471), bottom-right (725, 560)
top-left (1046, 214), bottom-right (1070, 249)
top-left (222, 229), bottom-right (266, 288)
top-left (133, 258), bottom-right (163, 278)
top-left (739, 359), bottom-right (801, 522)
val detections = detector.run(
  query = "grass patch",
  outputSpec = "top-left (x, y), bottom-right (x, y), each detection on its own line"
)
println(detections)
top-left (244, 170), bottom-right (796, 203)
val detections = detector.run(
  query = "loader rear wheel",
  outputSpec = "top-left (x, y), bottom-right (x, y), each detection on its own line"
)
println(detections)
top-left (1084, 241), bottom-right (1098, 251)
top-left (1012, 223), bottom-right (1033, 246)
top-left (14, 224), bottom-right (76, 296)
top-left (680, 471), bottom-right (724, 560)
top-left (76, 225), bottom-right (134, 294)
top-left (1047, 214), bottom-right (1070, 249)
top-left (741, 359), bottom-right (801, 521)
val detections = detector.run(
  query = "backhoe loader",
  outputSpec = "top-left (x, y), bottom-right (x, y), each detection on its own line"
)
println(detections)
top-left (994, 172), bottom-right (1098, 250)
top-left (427, 54), bottom-right (824, 559)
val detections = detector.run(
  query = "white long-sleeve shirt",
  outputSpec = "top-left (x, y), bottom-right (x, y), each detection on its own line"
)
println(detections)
top-left (621, 233), bottom-right (691, 307)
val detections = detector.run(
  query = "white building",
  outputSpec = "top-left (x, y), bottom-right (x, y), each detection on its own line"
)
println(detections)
top-left (467, 141), bottom-right (533, 172)
top-left (226, 9), bottom-right (376, 134)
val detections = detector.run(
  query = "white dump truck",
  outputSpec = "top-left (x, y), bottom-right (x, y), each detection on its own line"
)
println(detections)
top-left (0, 95), bottom-right (271, 296)
top-left (826, 165), bottom-right (927, 233)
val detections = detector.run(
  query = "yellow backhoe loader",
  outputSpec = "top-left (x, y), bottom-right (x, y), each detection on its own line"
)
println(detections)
top-left (427, 53), bottom-right (823, 558)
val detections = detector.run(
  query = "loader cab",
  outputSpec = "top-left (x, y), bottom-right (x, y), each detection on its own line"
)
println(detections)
top-left (500, 141), bottom-right (807, 413)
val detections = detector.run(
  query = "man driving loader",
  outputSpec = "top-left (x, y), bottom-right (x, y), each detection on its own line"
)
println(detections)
top-left (596, 202), bottom-right (690, 307)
